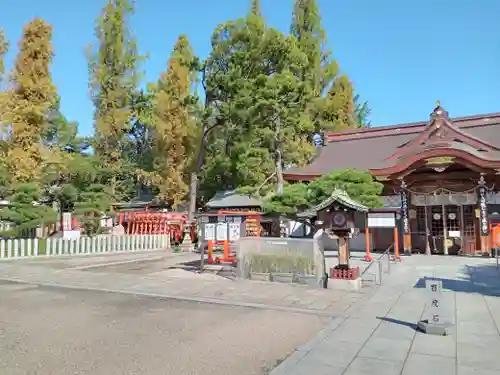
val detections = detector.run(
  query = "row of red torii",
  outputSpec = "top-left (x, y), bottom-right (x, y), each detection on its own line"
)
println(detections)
top-left (117, 212), bottom-right (192, 242)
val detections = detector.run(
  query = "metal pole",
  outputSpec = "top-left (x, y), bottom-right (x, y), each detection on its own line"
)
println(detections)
top-left (199, 220), bottom-right (205, 273)
top-left (460, 204), bottom-right (464, 255)
top-left (496, 246), bottom-right (499, 269)
top-left (424, 204), bottom-right (431, 255)
top-left (200, 239), bottom-right (205, 273)
top-left (387, 251), bottom-right (391, 274)
top-left (442, 202), bottom-right (449, 255)
top-left (378, 260), bottom-right (383, 285)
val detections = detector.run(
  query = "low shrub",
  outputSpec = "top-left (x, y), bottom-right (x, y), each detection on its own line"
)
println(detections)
top-left (247, 252), bottom-right (315, 275)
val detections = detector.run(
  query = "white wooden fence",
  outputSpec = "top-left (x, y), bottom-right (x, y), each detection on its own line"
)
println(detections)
top-left (0, 234), bottom-right (170, 260)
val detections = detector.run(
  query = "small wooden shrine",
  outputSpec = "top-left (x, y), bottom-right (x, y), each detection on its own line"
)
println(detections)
top-left (298, 189), bottom-right (368, 282)
top-left (203, 189), bottom-right (271, 236)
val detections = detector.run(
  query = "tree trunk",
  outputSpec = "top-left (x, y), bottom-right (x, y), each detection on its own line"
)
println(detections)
top-left (187, 120), bottom-right (210, 222)
top-left (274, 117), bottom-right (284, 195)
top-left (275, 148), bottom-right (284, 195)
top-left (187, 171), bottom-right (198, 222)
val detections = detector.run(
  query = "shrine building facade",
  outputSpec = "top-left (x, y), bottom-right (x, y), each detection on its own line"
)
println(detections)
top-left (284, 104), bottom-right (500, 256)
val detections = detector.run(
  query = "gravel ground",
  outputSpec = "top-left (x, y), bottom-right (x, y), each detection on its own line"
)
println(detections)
top-left (0, 281), bottom-right (327, 375)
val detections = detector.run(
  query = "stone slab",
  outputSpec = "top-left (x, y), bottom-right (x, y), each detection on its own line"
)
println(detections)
top-left (373, 321), bottom-right (417, 341)
top-left (411, 331), bottom-right (456, 358)
top-left (402, 353), bottom-right (456, 375)
top-left (287, 359), bottom-right (345, 375)
top-left (458, 342), bottom-right (500, 371)
top-left (328, 277), bottom-right (362, 292)
top-left (304, 339), bottom-right (360, 368)
top-left (343, 357), bottom-right (404, 375)
top-left (458, 365), bottom-right (500, 375)
top-left (358, 337), bottom-right (413, 361)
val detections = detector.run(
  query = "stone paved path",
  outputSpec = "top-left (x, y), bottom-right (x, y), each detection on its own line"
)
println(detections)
top-left (0, 254), bottom-right (369, 316)
top-left (269, 255), bottom-right (500, 375)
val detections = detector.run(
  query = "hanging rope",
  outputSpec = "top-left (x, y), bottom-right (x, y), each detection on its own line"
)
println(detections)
top-left (396, 184), bottom-right (495, 196)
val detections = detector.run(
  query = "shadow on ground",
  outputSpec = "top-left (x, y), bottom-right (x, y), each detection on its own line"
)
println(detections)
top-left (377, 316), bottom-right (418, 331)
top-left (414, 263), bottom-right (500, 297)
top-left (172, 259), bottom-right (237, 279)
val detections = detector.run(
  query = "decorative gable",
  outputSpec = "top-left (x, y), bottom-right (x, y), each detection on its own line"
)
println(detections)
top-left (386, 102), bottom-right (500, 162)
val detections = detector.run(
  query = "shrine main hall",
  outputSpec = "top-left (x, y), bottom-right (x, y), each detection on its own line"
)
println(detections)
top-left (284, 104), bottom-right (500, 256)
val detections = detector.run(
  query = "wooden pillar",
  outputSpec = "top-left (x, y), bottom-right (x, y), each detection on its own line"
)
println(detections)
top-left (207, 240), bottom-right (213, 264)
top-left (403, 234), bottom-right (412, 255)
top-left (131, 214), bottom-right (137, 234)
top-left (364, 227), bottom-right (373, 261)
top-left (338, 236), bottom-right (349, 267)
top-left (394, 226), bottom-right (400, 259)
top-left (223, 240), bottom-right (229, 260)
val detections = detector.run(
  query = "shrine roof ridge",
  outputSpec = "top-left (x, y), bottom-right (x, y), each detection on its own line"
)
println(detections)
top-left (284, 109), bottom-right (500, 180)
top-left (297, 189), bottom-right (368, 218)
top-left (325, 112), bottom-right (500, 143)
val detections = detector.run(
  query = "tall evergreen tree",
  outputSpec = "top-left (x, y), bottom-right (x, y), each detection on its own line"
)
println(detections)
top-left (200, 8), bottom-right (314, 198)
top-left (88, 0), bottom-right (142, 198)
top-left (354, 93), bottom-right (371, 128)
top-left (3, 18), bottom-right (57, 183)
top-left (290, 0), bottom-right (337, 95)
top-left (291, 0), bottom-right (360, 132)
top-left (149, 35), bottom-right (195, 207)
top-left (0, 29), bottom-right (8, 87)
top-left (250, 0), bottom-right (262, 16)
top-left (321, 75), bottom-right (356, 131)
top-left (0, 28), bottom-right (9, 150)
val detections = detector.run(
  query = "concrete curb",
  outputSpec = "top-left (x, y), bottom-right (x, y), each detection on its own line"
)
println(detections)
top-left (0, 249), bottom-right (169, 263)
top-left (0, 276), bottom-right (338, 317)
top-left (66, 251), bottom-right (196, 271)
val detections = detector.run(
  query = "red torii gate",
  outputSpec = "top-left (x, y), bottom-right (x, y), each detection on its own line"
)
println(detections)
top-left (117, 211), bottom-right (192, 242)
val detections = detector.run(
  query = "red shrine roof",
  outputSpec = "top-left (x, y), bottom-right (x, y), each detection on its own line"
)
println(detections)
top-left (284, 105), bottom-right (500, 181)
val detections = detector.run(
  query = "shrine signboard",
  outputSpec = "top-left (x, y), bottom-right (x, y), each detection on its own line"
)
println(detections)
top-left (229, 223), bottom-right (241, 241)
top-left (367, 212), bottom-right (396, 228)
top-left (204, 223), bottom-right (215, 241)
top-left (216, 222), bottom-right (228, 241)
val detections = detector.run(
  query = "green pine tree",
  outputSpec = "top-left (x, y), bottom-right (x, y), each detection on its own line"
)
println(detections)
top-left (264, 169), bottom-right (383, 215)
top-left (73, 184), bottom-right (114, 236)
top-left (354, 94), bottom-right (372, 128)
top-left (200, 7), bottom-right (315, 198)
top-left (0, 183), bottom-right (57, 237)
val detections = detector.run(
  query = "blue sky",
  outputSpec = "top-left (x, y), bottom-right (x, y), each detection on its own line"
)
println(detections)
top-left (1, 0), bottom-right (499, 136)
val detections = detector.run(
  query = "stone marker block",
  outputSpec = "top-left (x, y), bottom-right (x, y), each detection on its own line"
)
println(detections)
top-left (417, 319), bottom-right (449, 336)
